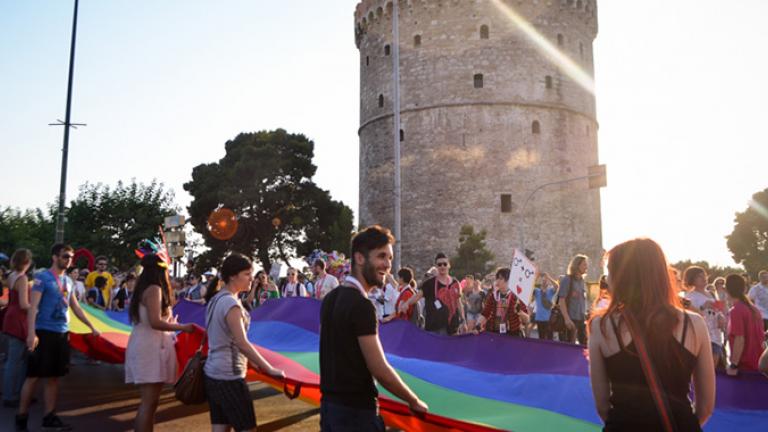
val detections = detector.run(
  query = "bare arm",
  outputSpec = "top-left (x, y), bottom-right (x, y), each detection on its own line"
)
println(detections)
top-left (690, 313), bottom-right (715, 426)
top-left (225, 307), bottom-right (283, 377)
top-left (399, 289), bottom-right (423, 313)
top-left (588, 317), bottom-right (610, 421)
top-left (16, 275), bottom-right (31, 310)
top-left (358, 335), bottom-right (428, 413)
top-left (26, 290), bottom-right (42, 350)
top-left (69, 294), bottom-right (100, 335)
top-left (143, 285), bottom-right (192, 332)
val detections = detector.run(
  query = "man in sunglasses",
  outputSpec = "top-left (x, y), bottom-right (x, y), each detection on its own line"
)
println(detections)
top-left (16, 244), bottom-right (100, 432)
top-left (398, 253), bottom-right (467, 335)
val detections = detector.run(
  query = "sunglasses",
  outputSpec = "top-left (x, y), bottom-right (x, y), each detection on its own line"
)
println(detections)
top-left (436, 262), bottom-right (449, 267)
top-left (61, 254), bottom-right (74, 260)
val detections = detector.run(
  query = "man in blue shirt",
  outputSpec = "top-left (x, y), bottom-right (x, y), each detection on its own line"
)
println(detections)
top-left (16, 244), bottom-right (100, 432)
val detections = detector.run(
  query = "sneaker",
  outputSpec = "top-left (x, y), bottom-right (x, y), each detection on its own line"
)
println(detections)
top-left (41, 413), bottom-right (72, 432)
top-left (15, 414), bottom-right (28, 432)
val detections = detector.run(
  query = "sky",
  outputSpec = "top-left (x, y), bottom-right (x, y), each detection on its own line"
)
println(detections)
top-left (1, 0), bottom-right (767, 267)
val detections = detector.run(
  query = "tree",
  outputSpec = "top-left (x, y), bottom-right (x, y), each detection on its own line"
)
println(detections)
top-left (451, 225), bottom-right (495, 278)
top-left (727, 188), bottom-right (768, 276)
top-left (65, 180), bottom-right (179, 269)
top-left (0, 206), bottom-right (55, 269)
top-left (670, 260), bottom-right (744, 282)
top-left (184, 129), bottom-right (354, 273)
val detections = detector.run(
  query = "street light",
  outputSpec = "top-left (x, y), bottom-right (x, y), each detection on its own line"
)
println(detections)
top-left (518, 164), bottom-right (607, 251)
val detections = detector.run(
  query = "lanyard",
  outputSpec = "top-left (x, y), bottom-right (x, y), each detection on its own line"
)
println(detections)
top-left (49, 270), bottom-right (68, 296)
top-left (345, 276), bottom-right (368, 298)
top-left (315, 275), bottom-right (325, 299)
top-left (434, 276), bottom-right (454, 298)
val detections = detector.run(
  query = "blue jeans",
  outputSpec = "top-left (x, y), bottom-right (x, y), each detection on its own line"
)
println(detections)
top-left (2, 336), bottom-right (28, 402)
top-left (320, 401), bottom-right (385, 432)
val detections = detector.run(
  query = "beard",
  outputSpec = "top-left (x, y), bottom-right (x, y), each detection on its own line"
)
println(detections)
top-left (362, 260), bottom-right (385, 288)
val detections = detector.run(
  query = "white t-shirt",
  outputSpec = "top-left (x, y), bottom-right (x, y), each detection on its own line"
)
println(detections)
top-left (382, 283), bottom-right (399, 316)
top-left (313, 273), bottom-right (339, 299)
top-left (68, 277), bottom-right (86, 300)
top-left (282, 281), bottom-right (307, 297)
top-left (747, 283), bottom-right (768, 319)
top-left (686, 290), bottom-right (724, 346)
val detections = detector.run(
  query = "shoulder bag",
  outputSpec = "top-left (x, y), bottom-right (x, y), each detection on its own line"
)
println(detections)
top-left (174, 294), bottom-right (223, 405)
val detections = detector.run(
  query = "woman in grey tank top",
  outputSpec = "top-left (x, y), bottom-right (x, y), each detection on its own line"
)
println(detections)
top-left (203, 254), bottom-right (285, 432)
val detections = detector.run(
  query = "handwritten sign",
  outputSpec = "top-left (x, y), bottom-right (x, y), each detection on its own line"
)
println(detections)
top-left (509, 249), bottom-right (537, 303)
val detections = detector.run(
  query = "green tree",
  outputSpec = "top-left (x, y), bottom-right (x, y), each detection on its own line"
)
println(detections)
top-left (184, 129), bottom-right (354, 273)
top-left (0, 206), bottom-right (55, 269)
top-left (727, 188), bottom-right (768, 276)
top-left (670, 260), bottom-right (744, 281)
top-left (451, 225), bottom-right (495, 278)
top-left (65, 180), bottom-right (179, 269)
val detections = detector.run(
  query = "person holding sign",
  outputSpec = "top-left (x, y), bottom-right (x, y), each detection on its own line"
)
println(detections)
top-left (475, 268), bottom-right (529, 337)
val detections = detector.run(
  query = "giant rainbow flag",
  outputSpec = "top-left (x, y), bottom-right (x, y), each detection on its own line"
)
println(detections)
top-left (68, 298), bottom-right (768, 431)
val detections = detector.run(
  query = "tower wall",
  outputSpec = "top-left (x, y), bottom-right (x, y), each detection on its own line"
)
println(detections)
top-left (356, 0), bottom-right (603, 278)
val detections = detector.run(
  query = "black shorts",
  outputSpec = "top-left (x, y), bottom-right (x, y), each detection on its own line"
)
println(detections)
top-left (204, 376), bottom-right (256, 430)
top-left (27, 330), bottom-right (70, 378)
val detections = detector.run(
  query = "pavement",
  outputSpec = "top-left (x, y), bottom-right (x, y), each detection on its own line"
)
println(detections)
top-left (0, 353), bottom-right (321, 431)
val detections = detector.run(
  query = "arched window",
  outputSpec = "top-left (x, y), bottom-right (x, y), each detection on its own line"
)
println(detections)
top-left (474, 73), bottom-right (484, 88)
top-left (557, 34), bottom-right (564, 46)
top-left (378, 94), bottom-right (384, 108)
top-left (480, 25), bottom-right (489, 40)
top-left (414, 34), bottom-right (421, 47)
top-left (384, 44), bottom-right (391, 56)
top-left (545, 75), bottom-right (553, 89)
top-left (532, 120), bottom-right (541, 134)
top-left (400, 129), bottom-right (405, 142)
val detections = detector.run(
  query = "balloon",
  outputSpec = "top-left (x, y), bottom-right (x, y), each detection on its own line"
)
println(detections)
top-left (208, 208), bottom-right (238, 240)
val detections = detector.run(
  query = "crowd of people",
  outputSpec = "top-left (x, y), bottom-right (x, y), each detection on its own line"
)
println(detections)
top-left (1, 233), bottom-right (767, 431)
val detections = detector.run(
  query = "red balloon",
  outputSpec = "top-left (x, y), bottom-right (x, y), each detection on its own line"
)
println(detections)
top-left (207, 208), bottom-right (238, 240)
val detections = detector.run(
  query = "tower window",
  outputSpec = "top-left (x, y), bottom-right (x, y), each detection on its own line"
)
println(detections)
top-left (400, 129), bottom-right (404, 141)
top-left (384, 44), bottom-right (391, 56)
top-left (501, 194), bottom-right (512, 213)
top-left (586, 125), bottom-right (590, 136)
top-left (579, 42), bottom-right (584, 59)
top-left (577, 0), bottom-right (583, 9)
top-left (480, 25), bottom-right (489, 40)
top-left (532, 120), bottom-right (541, 134)
top-left (366, 56), bottom-right (369, 66)
top-left (545, 75), bottom-right (553, 89)
top-left (557, 34), bottom-right (564, 47)
top-left (414, 34), bottom-right (421, 47)
top-left (474, 73), bottom-right (484, 89)
top-left (378, 94), bottom-right (384, 108)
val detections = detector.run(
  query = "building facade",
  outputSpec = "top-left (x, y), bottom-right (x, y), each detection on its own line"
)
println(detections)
top-left (355, 0), bottom-right (603, 278)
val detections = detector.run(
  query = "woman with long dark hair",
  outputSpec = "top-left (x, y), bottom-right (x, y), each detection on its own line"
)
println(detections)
top-left (724, 274), bottom-right (765, 375)
top-left (204, 254), bottom-right (284, 432)
top-left (125, 254), bottom-right (194, 432)
top-left (588, 238), bottom-right (715, 431)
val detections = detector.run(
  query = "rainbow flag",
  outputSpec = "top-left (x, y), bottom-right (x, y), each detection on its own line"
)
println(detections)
top-left (70, 299), bottom-right (768, 431)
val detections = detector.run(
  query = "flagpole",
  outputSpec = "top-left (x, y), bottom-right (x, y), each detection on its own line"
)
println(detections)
top-left (392, 0), bottom-right (402, 271)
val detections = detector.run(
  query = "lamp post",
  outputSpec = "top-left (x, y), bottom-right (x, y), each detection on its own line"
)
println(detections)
top-left (392, 0), bottom-right (402, 271)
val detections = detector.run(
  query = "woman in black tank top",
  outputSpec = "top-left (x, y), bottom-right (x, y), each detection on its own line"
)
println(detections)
top-left (587, 238), bottom-right (716, 431)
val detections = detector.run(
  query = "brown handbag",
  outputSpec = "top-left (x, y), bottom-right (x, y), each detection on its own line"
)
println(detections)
top-left (174, 295), bottom-right (222, 405)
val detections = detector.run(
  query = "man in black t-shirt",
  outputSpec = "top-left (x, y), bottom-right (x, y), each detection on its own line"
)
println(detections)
top-left (398, 253), bottom-right (467, 335)
top-left (320, 225), bottom-right (428, 431)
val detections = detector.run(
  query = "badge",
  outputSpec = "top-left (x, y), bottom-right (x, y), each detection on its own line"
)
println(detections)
top-left (434, 300), bottom-right (443, 310)
top-left (499, 323), bottom-right (507, 334)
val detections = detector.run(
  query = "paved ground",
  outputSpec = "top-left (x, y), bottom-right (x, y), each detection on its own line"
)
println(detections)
top-left (0, 353), bottom-right (321, 431)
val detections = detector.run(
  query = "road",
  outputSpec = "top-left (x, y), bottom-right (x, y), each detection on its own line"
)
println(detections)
top-left (0, 353), bottom-right (321, 431)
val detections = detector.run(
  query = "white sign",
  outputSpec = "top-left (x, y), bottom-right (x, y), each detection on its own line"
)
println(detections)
top-left (509, 249), bottom-right (537, 303)
top-left (269, 263), bottom-right (283, 284)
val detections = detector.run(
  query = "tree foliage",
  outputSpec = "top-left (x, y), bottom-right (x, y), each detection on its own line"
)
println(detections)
top-left (0, 206), bottom-right (55, 269)
top-left (65, 180), bottom-right (178, 269)
top-left (727, 188), bottom-right (768, 276)
top-left (451, 224), bottom-right (495, 278)
top-left (184, 129), bottom-right (354, 273)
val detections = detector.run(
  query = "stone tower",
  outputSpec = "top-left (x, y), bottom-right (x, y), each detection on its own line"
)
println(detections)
top-left (355, 0), bottom-right (603, 278)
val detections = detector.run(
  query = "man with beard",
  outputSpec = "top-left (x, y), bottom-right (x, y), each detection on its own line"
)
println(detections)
top-left (398, 253), bottom-right (467, 335)
top-left (319, 225), bottom-right (428, 431)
